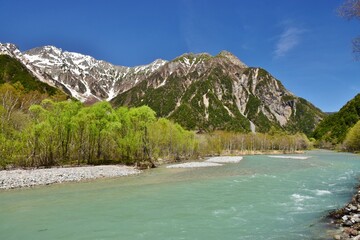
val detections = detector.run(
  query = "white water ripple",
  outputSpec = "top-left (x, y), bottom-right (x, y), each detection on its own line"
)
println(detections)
top-left (314, 190), bottom-right (332, 196)
top-left (291, 194), bottom-right (314, 203)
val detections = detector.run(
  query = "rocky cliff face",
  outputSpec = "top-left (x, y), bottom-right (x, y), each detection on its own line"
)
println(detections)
top-left (0, 43), bottom-right (324, 134)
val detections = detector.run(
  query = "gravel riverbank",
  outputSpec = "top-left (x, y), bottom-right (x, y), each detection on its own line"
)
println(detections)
top-left (329, 185), bottom-right (360, 240)
top-left (0, 165), bottom-right (141, 190)
top-left (166, 156), bottom-right (243, 168)
top-left (166, 162), bottom-right (223, 168)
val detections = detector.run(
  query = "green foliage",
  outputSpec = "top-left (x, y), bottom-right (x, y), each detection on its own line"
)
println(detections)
top-left (0, 131), bottom-right (25, 169)
top-left (312, 94), bottom-right (360, 145)
top-left (27, 100), bottom-right (82, 166)
top-left (111, 75), bottom-right (184, 117)
top-left (113, 106), bottom-right (157, 164)
top-left (344, 120), bottom-right (360, 152)
top-left (282, 95), bottom-right (296, 102)
top-left (245, 94), bottom-right (260, 119)
top-left (0, 94), bottom-right (198, 168)
top-left (169, 104), bottom-right (199, 129)
top-left (148, 118), bottom-right (197, 160)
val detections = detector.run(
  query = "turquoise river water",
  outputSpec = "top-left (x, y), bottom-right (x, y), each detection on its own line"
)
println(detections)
top-left (1, 150), bottom-right (360, 239)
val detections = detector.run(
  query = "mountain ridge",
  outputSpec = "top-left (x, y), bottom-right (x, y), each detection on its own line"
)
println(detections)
top-left (1, 43), bottom-right (168, 103)
top-left (0, 42), bottom-right (325, 134)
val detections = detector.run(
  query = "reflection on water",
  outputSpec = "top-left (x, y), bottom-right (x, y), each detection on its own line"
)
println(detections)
top-left (1, 150), bottom-right (360, 240)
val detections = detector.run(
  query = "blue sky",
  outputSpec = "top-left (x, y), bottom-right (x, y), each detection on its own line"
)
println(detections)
top-left (0, 0), bottom-right (358, 112)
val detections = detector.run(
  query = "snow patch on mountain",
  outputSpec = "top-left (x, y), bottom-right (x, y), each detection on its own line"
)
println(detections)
top-left (21, 45), bottom-right (167, 102)
top-left (1, 43), bottom-right (169, 102)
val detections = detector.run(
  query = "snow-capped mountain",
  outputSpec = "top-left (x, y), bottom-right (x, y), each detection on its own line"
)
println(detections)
top-left (0, 43), bottom-right (324, 133)
top-left (0, 43), bottom-right (167, 103)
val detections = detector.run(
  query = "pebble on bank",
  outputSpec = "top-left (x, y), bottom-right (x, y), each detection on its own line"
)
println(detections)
top-left (329, 185), bottom-right (360, 239)
top-left (0, 165), bottom-right (141, 190)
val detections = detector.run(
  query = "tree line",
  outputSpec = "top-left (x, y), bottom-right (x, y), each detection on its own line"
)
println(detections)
top-left (0, 82), bottom-right (311, 169)
top-left (198, 130), bottom-right (310, 156)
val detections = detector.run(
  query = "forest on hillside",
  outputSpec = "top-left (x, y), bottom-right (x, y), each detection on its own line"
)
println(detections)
top-left (312, 94), bottom-right (360, 151)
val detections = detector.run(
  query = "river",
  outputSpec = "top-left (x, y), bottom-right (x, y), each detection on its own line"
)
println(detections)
top-left (1, 150), bottom-right (360, 239)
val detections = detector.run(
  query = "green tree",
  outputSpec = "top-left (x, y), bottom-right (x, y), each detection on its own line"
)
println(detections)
top-left (127, 106), bottom-right (156, 164)
top-left (344, 120), bottom-right (360, 151)
top-left (27, 100), bottom-right (81, 166)
top-left (0, 83), bottom-right (20, 133)
top-left (148, 118), bottom-right (197, 160)
top-left (28, 102), bottom-right (55, 166)
top-left (79, 101), bottom-right (118, 164)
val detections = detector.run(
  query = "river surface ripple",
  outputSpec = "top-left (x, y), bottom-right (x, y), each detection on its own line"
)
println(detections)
top-left (1, 150), bottom-right (360, 240)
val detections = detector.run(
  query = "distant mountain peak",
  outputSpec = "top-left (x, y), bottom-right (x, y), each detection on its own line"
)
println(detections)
top-left (25, 45), bottom-right (63, 56)
top-left (217, 50), bottom-right (248, 68)
top-left (178, 52), bottom-right (212, 58)
top-left (172, 50), bottom-right (248, 69)
top-left (174, 52), bottom-right (212, 63)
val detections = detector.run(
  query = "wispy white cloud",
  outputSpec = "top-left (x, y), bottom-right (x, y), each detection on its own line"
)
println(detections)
top-left (274, 26), bottom-right (305, 58)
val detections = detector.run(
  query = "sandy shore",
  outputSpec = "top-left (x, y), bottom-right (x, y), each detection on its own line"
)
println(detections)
top-left (0, 165), bottom-right (141, 190)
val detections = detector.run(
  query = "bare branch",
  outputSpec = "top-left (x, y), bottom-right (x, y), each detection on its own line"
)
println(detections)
top-left (338, 0), bottom-right (360, 20)
top-left (338, 0), bottom-right (360, 59)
